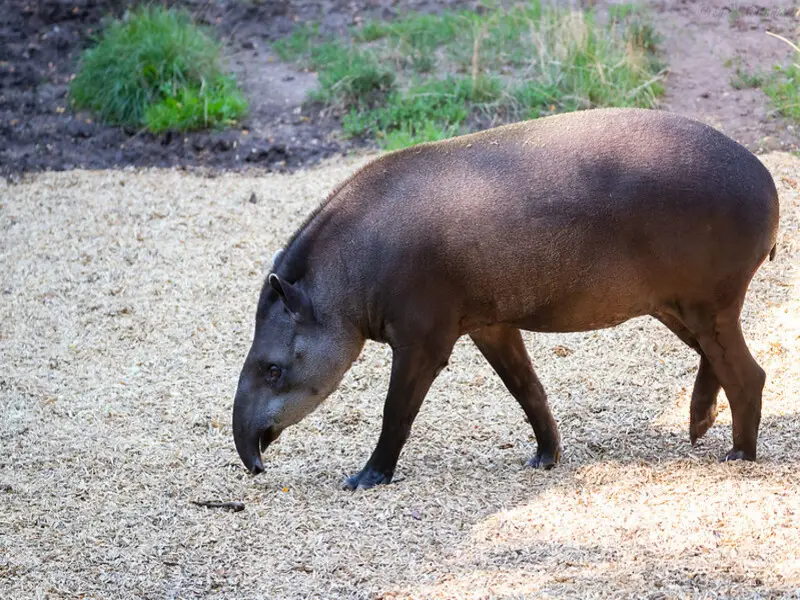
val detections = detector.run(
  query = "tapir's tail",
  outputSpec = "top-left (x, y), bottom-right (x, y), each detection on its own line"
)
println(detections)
top-left (769, 244), bottom-right (777, 261)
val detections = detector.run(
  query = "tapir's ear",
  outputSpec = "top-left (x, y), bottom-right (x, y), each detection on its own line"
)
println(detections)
top-left (271, 248), bottom-right (284, 269)
top-left (268, 274), bottom-right (314, 322)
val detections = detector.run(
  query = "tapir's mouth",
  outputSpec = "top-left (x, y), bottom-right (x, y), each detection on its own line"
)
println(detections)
top-left (259, 426), bottom-right (280, 452)
top-left (246, 426), bottom-right (280, 476)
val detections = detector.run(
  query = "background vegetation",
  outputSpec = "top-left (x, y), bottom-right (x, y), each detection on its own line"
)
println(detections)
top-left (728, 32), bottom-right (800, 125)
top-left (762, 33), bottom-right (800, 123)
top-left (70, 5), bottom-right (247, 133)
top-left (275, 1), bottom-right (665, 149)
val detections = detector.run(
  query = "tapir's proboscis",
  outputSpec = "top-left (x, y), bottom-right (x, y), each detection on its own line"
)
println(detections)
top-left (232, 108), bottom-right (779, 490)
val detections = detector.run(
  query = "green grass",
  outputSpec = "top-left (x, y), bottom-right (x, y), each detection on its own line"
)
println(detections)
top-left (764, 65), bottom-right (800, 121)
top-left (273, 1), bottom-right (665, 149)
top-left (730, 66), bottom-right (764, 90)
top-left (272, 23), bottom-right (321, 62)
top-left (341, 76), bottom-right (502, 149)
top-left (725, 33), bottom-right (800, 124)
top-left (308, 45), bottom-right (395, 107)
top-left (608, 3), bottom-right (638, 20)
top-left (70, 5), bottom-right (247, 132)
top-left (761, 33), bottom-right (800, 123)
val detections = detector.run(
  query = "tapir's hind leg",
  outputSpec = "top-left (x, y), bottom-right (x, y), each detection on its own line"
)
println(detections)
top-left (653, 313), bottom-right (721, 443)
top-left (470, 325), bottom-right (561, 469)
top-left (681, 307), bottom-right (766, 461)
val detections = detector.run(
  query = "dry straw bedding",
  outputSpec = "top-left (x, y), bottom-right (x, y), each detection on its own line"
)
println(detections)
top-left (1, 152), bottom-right (798, 599)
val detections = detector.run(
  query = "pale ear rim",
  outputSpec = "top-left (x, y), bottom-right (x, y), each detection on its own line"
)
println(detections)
top-left (268, 272), bottom-right (281, 295)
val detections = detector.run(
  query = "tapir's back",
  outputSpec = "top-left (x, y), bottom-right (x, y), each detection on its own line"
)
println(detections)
top-left (320, 109), bottom-right (779, 331)
top-left (373, 108), bottom-right (777, 232)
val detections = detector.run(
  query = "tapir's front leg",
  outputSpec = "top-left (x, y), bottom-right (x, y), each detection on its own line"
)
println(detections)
top-left (343, 340), bottom-right (455, 490)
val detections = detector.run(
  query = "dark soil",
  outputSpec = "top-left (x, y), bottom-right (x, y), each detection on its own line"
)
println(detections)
top-left (1, 0), bottom-right (797, 178)
top-left (0, 0), bottom-right (474, 177)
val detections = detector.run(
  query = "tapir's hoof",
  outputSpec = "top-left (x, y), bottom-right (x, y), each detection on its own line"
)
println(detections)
top-left (526, 447), bottom-right (562, 470)
top-left (690, 407), bottom-right (718, 445)
top-left (342, 467), bottom-right (393, 490)
top-left (720, 449), bottom-right (756, 463)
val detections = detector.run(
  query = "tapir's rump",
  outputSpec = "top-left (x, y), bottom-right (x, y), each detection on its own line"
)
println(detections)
top-left (233, 108), bottom-right (779, 489)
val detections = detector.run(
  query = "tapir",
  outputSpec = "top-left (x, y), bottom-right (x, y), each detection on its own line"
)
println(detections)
top-left (232, 108), bottom-right (779, 490)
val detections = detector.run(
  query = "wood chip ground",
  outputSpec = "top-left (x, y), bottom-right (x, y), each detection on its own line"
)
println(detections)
top-left (1, 153), bottom-right (798, 598)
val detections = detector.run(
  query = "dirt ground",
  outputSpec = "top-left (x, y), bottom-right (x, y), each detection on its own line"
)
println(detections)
top-left (656, 0), bottom-right (799, 152)
top-left (0, 0), bottom-right (473, 176)
top-left (2, 0), bottom-right (798, 177)
top-left (1, 152), bottom-right (798, 599)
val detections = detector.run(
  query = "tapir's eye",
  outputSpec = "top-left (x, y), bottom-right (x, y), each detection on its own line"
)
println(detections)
top-left (265, 365), bottom-right (282, 386)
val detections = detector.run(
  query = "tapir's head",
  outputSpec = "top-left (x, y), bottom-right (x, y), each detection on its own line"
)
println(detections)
top-left (232, 272), bottom-right (363, 474)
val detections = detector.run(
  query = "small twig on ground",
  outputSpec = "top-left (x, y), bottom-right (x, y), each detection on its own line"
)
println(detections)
top-left (191, 500), bottom-right (245, 512)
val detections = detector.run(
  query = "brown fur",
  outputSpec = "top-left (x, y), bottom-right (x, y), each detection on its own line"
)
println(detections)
top-left (236, 108), bottom-right (780, 487)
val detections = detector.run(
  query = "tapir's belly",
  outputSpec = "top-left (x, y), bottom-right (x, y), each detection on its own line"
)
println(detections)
top-left (491, 263), bottom-right (658, 333)
top-left (506, 292), bottom-right (653, 333)
top-left (449, 214), bottom-right (742, 335)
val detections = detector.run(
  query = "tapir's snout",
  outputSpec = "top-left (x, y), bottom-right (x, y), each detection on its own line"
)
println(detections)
top-left (232, 387), bottom-right (280, 475)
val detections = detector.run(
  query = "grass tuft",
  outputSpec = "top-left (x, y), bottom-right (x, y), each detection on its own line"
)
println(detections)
top-left (724, 34), bottom-right (800, 124)
top-left (273, 22), bottom-right (321, 62)
top-left (764, 65), bottom-right (800, 121)
top-left (761, 33), bottom-right (800, 122)
top-left (275, 1), bottom-right (665, 149)
top-left (309, 46), bottom-right (395, 108)
top-left (70, 5), bottom-right (246, 132)
top-left (730, 66), bottom-right (764, 90)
